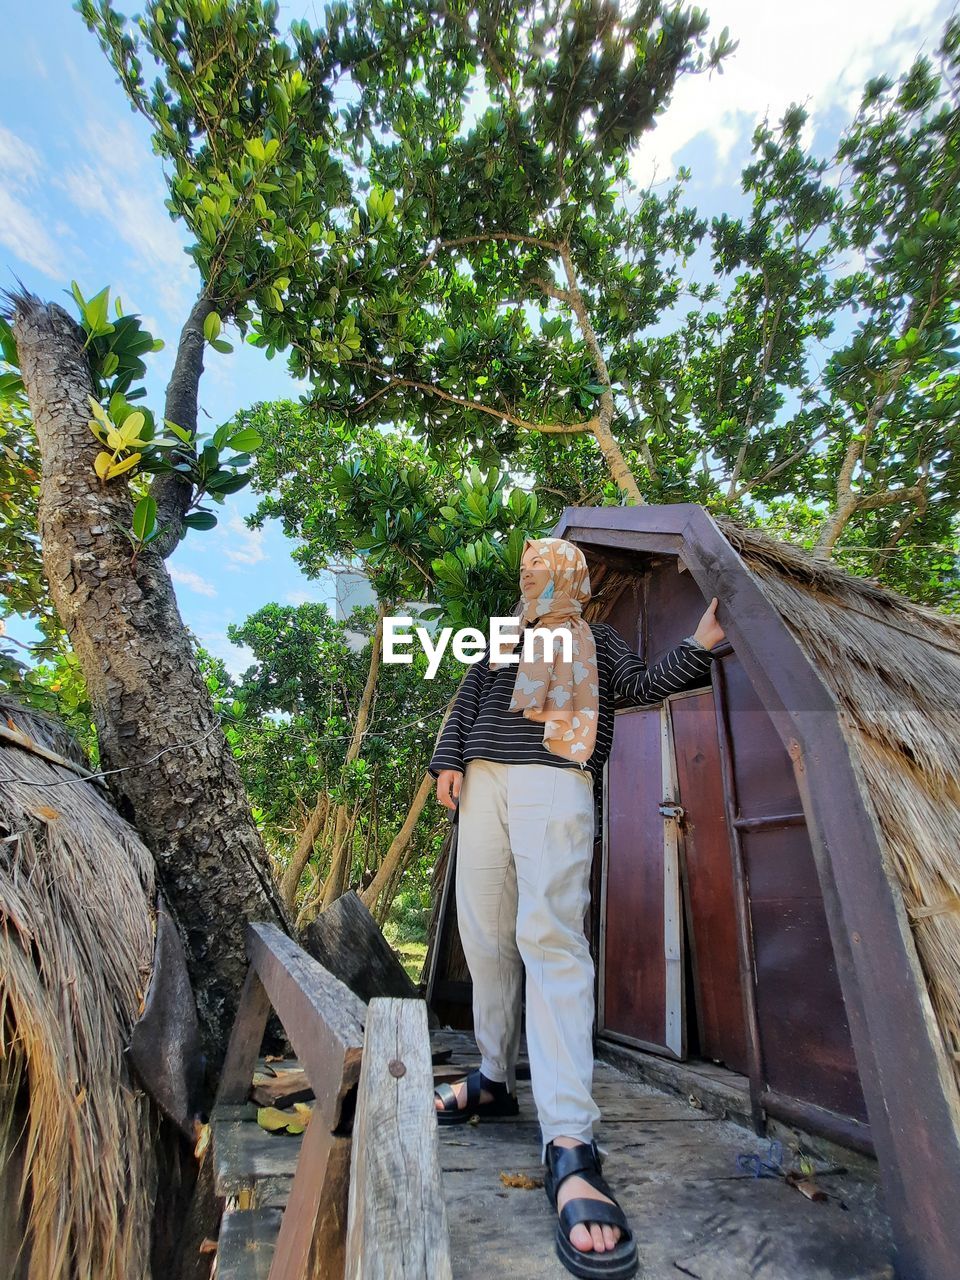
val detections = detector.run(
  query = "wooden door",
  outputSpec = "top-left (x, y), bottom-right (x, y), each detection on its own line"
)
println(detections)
top-left (599, 703), bottom-right (685, 1058)
top-left (669, 689), bottom-right (750, 1074)
top-left (718, 656), bottom-right (868, 1125)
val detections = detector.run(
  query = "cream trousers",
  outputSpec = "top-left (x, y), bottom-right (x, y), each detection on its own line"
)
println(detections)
top-left (455, 758), bottom-right (601, 1160)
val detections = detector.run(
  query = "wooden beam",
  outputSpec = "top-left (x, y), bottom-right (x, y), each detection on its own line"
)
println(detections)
top-left (271, 1123), bottom-right (352, 1280)
top-left (301, 890), bottom-right (422, 1007)
top-left (216, 965), bottom-right (274, 1107)
top-left (760, 1088), bottom-right (873, 1158)
top-left (344, 998), bottom-right (452, 1279)
top-left (246, 923), bottom-right (366, 1129)
top-left (223, 925), bottom-right (366, 1280)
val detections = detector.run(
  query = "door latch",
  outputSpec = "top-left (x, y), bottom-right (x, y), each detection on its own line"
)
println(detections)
top-left (658, 801), bottom-right (685, 824)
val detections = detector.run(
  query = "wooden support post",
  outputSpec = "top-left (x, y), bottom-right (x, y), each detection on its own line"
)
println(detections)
top-left (216, 965), bottom-right (274, 1107)
top-left (272, 1119), bottom-right (353, 1280)
top-left (240, 924), bottom-right (365, 1280)
top-left (344, 999), bottom-right (452, 1279)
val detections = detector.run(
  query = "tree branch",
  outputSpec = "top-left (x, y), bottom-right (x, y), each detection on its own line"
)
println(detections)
top-left (337, 361), bottom-right (595, 434)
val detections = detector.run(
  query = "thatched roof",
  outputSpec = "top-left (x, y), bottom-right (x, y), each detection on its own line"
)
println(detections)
top-left (0, 700), bottom-right (158, 1280)
top-left (704, 518), bottom-right (960, 1116)
top-left (577, 512), bottom-right (960, 1116)
top-left (706, 514), bottom-right (960, 1105)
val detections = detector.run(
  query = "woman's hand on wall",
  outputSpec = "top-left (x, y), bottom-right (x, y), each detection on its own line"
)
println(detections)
top-left (436, 769), bottom-right (463, 811)
top-left (693, 596), bottom-right (725, 651)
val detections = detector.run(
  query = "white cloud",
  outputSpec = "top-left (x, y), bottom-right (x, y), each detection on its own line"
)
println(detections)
top-left (0, 124), bottom-right (65, 277)
top-left (169, 565), bottom-right (217, 597)
top-left (223, 512), bottom-right (268, 567)
top-left (630, 0), bottom-right (951, 188)
top-left (58, 114), bottom-right (193, 320)
top-left (198, 630), bottom-right (254, 680)
top-left (0, 126), bottom-right (42, 189)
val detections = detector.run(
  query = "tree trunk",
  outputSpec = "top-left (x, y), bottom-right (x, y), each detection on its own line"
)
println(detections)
top-left (280, 791), bottom-right (329, 910)
top-left (8, 290), bottom-right (294, 1074)
top-left (153, 292), bottom-right (218, 558)
top-left (321, 601), bottom-right (388, 909)
top-left (559, 245), bottom-right (644, 506)
top-left (360, 771), bottom-right (433, 919)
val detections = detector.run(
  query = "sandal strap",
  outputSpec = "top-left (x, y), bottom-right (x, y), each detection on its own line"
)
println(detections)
top-left (547, 1139), bottom-right (603, 1192)
top-left (559, 1196), bottom-right (631, 1240)
top-left (435, 1069), bottom-right (515, 1117)
top-left (478, 1070), bottom-right (510, 1097)
top-left (465, 1070), bottom-right (482, 1108)
top-left (434, 1082), bottom-right (459, 1111)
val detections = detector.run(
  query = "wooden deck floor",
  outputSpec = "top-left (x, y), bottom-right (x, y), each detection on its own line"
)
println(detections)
top-left (434, 1032), bottom-right (895, 1280)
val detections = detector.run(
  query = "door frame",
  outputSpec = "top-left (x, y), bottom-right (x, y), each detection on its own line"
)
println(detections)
top-left (597, 700), bottom-right (686, 1060)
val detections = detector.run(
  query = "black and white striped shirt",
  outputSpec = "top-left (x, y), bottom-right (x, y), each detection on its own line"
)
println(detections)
top-left (427, 621), bottom-right (717, 783)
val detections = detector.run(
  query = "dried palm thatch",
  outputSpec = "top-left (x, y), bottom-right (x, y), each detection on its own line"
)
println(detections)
top-left (0, 699), bottom-right (159, 1280)
top-left (712, 516), bottom-right (960, 1117)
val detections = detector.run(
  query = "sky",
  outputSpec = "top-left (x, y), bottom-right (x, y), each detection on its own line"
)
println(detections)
top-left (3, 0), bottom-right (955, 675)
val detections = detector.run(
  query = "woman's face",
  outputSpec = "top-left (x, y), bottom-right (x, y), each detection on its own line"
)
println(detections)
top-left (520, 544), bottom-right (551, 600)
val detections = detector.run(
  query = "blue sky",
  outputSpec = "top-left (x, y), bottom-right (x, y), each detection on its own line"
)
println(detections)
top-left (3, 0), bottom-right (955, 673)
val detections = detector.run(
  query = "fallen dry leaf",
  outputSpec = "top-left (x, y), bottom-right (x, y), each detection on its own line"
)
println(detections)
top-left (499, 1172), bottom-right (544, 1190)
top-left (257, 1105), bottom-right (307, 1135)
top-left (194, 1122), bottom-right (211, 1161)
top-left (786, 1172), bottom-right (827, 1202)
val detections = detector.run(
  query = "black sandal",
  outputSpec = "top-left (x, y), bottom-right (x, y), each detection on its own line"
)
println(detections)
top-left (543, 1139), bottom-right (639, 1279)
top-left (434, 1068), bottom-right (520, 1125)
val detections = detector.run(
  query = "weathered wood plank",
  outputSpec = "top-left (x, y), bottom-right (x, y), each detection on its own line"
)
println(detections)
top-left (431, 1086), bottom-right (712, 1126)
top-left (344, 998), bottom-right (452, 1279)
top-left (246, 923), bottom-right (366, 1130)
top-left (212, 1112), bottom-right (303, 1199)
top-left (438, 1121), bottom-right (757, 1180)
top-left (269, 1116), bottom-right (352, 1280)
top-left (215, 1207), bottom-right (282, 1280)
top-left (597, 1039), bottom-right (754, 1125)
top-left (441, 1169), bottom-right (893, 1280)
top-left (217, 966), bottom-right (275, 1107)
top-left (251, 1067), bottom-right (313, 1109)
top-left (302, 891), bottom-right (435, 1022)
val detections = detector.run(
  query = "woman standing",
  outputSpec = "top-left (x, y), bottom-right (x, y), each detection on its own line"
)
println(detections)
top-left (429, 536), bottom-right (724, 1280)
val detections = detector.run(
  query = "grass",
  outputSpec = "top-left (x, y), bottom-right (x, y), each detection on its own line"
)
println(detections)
top-left (382, 885), bottom-right (430, 983)
top-left (390, 939), bottom-right (428, 984)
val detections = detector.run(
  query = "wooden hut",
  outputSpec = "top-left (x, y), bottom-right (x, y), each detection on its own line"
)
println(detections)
top-left (0, 701), bottom-right (204, 1280)
top-left (425, 502), bottom-right (960, 1280)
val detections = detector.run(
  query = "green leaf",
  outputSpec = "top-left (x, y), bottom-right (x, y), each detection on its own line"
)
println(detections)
top-left (220, 473), bottom-right (251, 494)
top-left (203, 311), bottom-right (222, 342)
top-left (228, 428), bottom-right (263, 451)
top-left (164, 420), bottom-right (193, 445)
top-left (0, 371), bottom-right (25, 401)
top-left (132, 496), bottom-right (157, 542)
top-left (183, 510), bottom-right (218, 531)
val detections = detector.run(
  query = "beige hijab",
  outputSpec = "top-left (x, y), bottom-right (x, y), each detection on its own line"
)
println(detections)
top-left (489, 536), bottom-right (600, 765)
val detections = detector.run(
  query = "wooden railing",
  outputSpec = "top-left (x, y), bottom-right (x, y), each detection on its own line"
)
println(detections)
top-left (214, 922), bottom-right (451, 1279)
